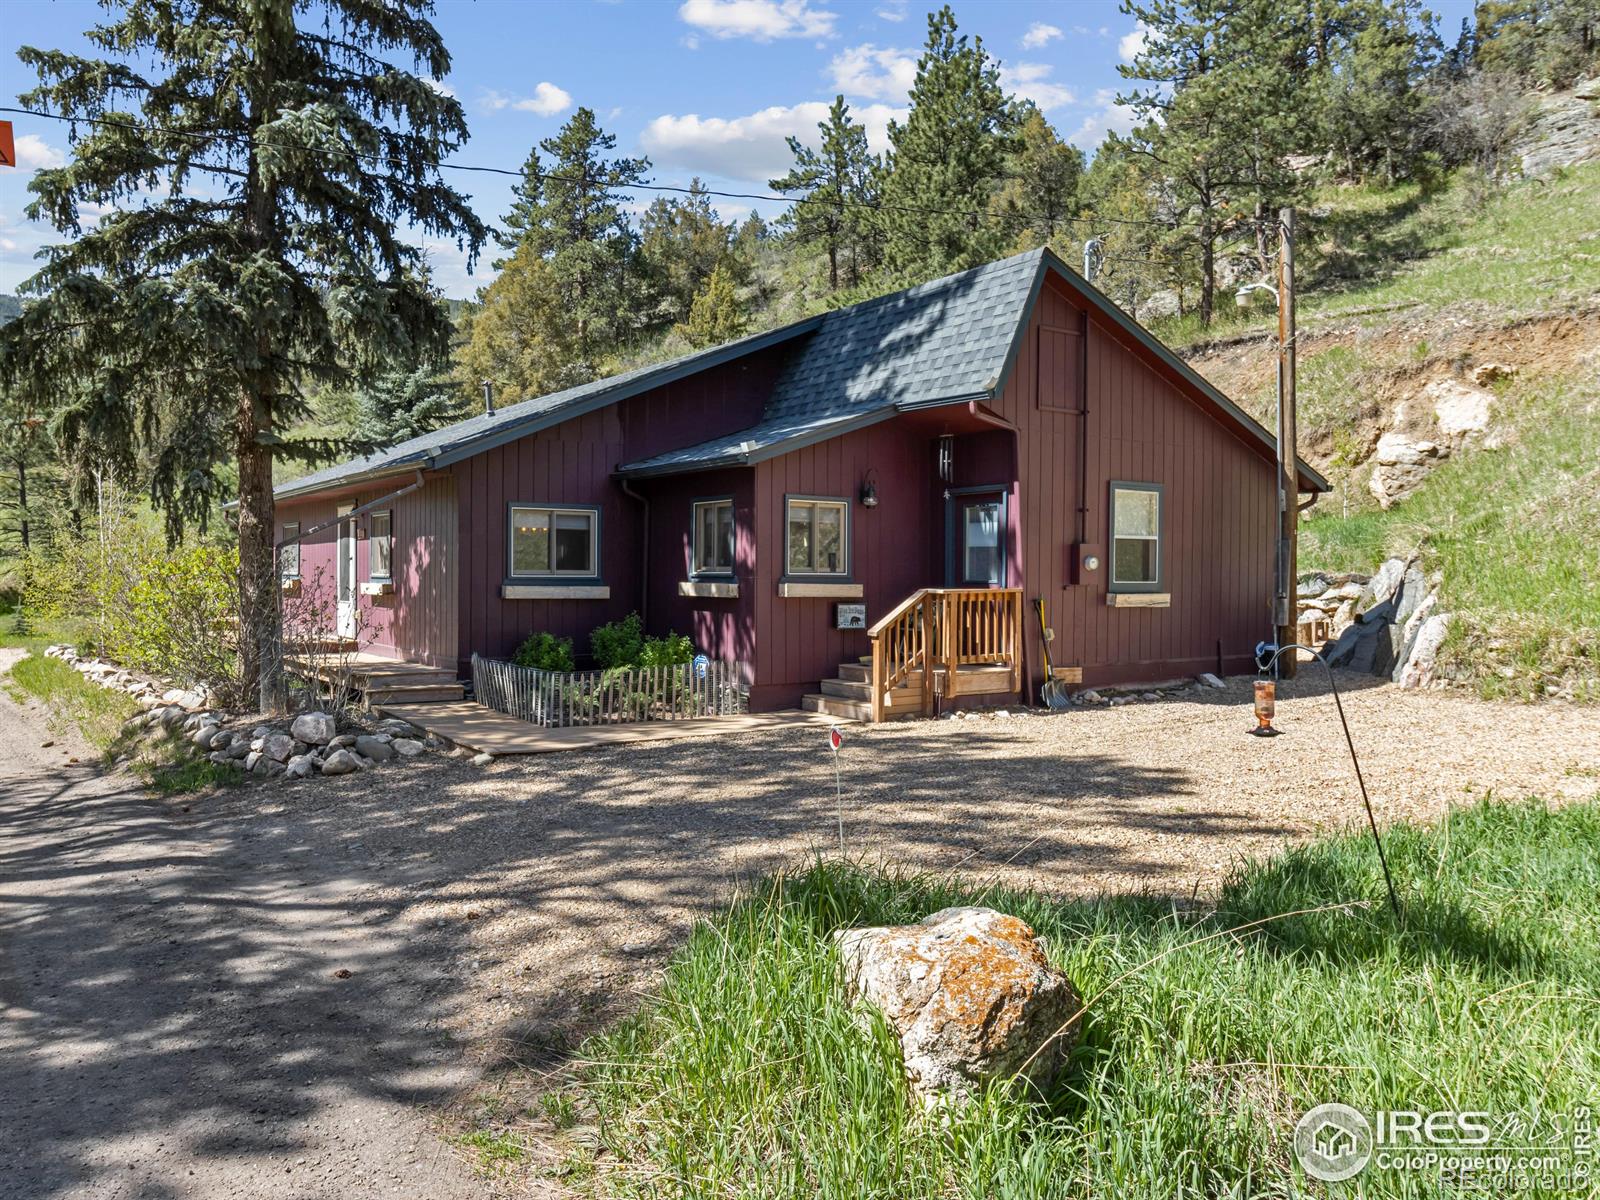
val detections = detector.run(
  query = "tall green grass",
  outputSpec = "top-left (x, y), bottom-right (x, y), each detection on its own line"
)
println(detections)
top-left (1302, 371), bottom-right (1600, 698)
top-left (3, 651), bottom-right (138, 751)
top-left (580, 798), bottom-right (1600, 1198)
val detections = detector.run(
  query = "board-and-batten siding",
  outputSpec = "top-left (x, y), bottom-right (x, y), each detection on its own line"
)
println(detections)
top-left (989, 274), bottom-right (1275, 687)
top-left (744, 273), bottom-right (1276, 707)
top-left (451, 348), bottom-right (785, 675)
top-left (274, 474), bottom-right (458, 669)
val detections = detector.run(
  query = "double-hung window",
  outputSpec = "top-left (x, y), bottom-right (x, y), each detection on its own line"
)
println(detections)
top-left (510, 505), bottom-right (598, 578)
top-left (692, 499), bottom-right (735, 575)
top-left (1110, 483), bottom-right (1162, 592)
top-left (369, 511), bottom-right (392, 579)
top-left (279, 523), bottom-right (300, 579)
top-left (785, 497), bottom-right (848, 576)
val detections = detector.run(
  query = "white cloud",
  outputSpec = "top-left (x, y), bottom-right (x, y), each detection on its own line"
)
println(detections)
top-left (1067, 89), bottom-right (1140, 152)
top-left (641, 101), bottom-right (902, 185)
top-left (1002, 62), bottom-right (1075, 111)
top-left (1119, 22), bottom-right (1150, 63)
top-left (515, 82), bottom-right (573, 116)
top-left (828, 43), bottom-right (917, 101)
top-left (678, 0), bottom-right (837, 42)
top-left (875, 0), bottom-right (907, 20)
top-left (12, 134), bottom-right (67, 170)
top-left (1021, 22), bottom-right (1062, 50)
top-left (424, 78), bottom-right (456, 99)
top-left (478, 84), bottom-right (572, 116)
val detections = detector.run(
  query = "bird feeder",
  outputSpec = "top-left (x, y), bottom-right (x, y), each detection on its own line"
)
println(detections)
top-left (1249, 679), bottom-right (1279, 737)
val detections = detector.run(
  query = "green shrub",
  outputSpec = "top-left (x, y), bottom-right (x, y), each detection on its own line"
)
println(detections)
top-left (591, 613), bottom-right (694, 670)
top-left (638, 630), bottom-right (693, 667)
top-left (590, 612), bottom-right (645, 669)
top-left (513, 630), bottom-right (575, 672)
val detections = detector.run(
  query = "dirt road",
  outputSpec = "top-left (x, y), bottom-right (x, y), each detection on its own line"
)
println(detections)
top-left (0, 649), bottom-right (490, 1200)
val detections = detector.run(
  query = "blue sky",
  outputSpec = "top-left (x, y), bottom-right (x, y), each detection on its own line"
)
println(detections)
top-left (2, 0), bottom-right (1475, 298)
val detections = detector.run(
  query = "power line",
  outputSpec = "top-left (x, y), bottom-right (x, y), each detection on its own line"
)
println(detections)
top-left (0, 103), bottom-right (1214, 238)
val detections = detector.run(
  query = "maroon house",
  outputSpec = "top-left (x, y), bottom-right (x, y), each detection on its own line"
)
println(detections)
top-left (274, 247), bottom-right (1328, 717)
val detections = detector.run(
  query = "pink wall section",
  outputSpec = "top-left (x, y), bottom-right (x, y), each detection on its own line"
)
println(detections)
top-left (275, 474), bottom-right (457, 669)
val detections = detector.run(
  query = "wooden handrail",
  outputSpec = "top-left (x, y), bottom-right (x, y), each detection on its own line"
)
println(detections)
top-left (867, 587), bottom-right (1024, 722)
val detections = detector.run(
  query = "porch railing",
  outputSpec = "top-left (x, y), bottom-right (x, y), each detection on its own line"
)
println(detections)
top-left (867, 587), bottom-right (1024, 722)
top-left (471, 653), bottom-right (747, 728)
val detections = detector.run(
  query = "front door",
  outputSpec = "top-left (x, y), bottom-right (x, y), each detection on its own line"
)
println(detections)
top-left (947, 488), bottom-right (1007, 587)
top-left (336, 505), bottom-right (357, 639)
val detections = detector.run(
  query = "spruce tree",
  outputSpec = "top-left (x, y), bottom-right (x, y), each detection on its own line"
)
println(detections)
top-left (637, 180), bottom-right (735, 329)
top-left (879, 6), bottom-right (1015, 281)
top-left (499, 107), bottom-right (649, 363)
top-left (768, 95), bottom-right (880, 291)
top-left (4, 0), bottom-right (487, 706)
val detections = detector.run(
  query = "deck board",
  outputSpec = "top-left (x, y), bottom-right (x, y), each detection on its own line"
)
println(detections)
top-left (374, 702), bottom-right (846, 756)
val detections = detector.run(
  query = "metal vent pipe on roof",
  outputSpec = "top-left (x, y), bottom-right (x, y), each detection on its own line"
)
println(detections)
top-left (481, 379), bottom-right (495, 417)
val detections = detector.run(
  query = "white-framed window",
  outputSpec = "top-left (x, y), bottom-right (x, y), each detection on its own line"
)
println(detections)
top-left (509, 505), bottom-right (598, 578)
top-left (369, 510), bottom-right (392, 579)
top-left (785, 497), bottom-right (848, 576)
top-left (1110, 482), bottom-right (1162, 592)
top-left (692, 499), bottom-right (735, 575)
top-left (279, 522), bottom-right (300, 578)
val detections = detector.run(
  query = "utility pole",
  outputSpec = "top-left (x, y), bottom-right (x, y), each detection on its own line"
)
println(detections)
top-left (1274, 207), bottom-right (1299, 678)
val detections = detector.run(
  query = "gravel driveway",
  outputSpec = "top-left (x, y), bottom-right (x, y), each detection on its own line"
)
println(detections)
top-left (0, 650), bottom-right (489, 1200)
top-left (241, 672), bottom-right (1600, 1063)
top-left (5, 657), bottom-right (1598, 1197)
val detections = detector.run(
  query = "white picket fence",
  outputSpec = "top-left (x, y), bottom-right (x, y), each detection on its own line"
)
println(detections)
top-left (471, 653), bottom-right (747, 728)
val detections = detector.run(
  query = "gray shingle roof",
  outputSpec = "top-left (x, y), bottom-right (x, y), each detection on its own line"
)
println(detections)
top-left (617, 249), bottom-right (1046, 475)
top-left (273, 315), bottom-right (822, 500)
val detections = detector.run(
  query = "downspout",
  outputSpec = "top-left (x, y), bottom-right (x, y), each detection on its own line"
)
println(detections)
top-left (1077, 306), bottom-right (1090, 547)
top-left (619, 476), bottom-right (650, 626)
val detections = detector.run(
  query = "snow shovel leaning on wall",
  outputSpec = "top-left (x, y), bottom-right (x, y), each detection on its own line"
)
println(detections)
top-left (1034, 597), bottom-right (1070, 710)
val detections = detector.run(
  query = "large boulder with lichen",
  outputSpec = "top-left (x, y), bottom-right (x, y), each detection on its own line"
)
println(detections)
top-left (832, 906), bottom-right (1081, 1101)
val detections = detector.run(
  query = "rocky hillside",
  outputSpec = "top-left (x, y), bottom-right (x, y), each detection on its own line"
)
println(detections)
top-left (1166, 120), bottom-right (1600, 703)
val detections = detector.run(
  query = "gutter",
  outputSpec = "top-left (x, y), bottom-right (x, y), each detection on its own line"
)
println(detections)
top-left (275, 470), bottom-right (425, 548)
top-left (618, 476), bottom-right (651, 624)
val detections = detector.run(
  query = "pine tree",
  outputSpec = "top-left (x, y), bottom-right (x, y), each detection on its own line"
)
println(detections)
top-left (499, 107), bottom-right (649, 363)
top-left (677, 262), bottom-right (748, 349)
top-left (4, 0), bottom-right (488, 705)
top-left (637, 180), bottom-right (736, 329)
top-left (1119, 0), bottom-right (1312, 324)
top-left (879, 6), bottom-right (1015, 281)
top-left (993, 107), bottom-right (1086, 252)
top-left (460, 244), bottom-right (589, 404)
top-left (769, 95), bottom-right (881, 291)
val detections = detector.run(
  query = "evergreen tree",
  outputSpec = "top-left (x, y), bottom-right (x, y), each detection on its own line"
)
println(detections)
top-left (3, 0), bottom-right (488, 705)
top-left (1119, 0), bottom-right (1311, 323)
top-left (768, 95), bottom-right (881, 291)
top-left (1476, 0), bottom-right (1600, 87)
top-left (637, 180), bottom-right (736, 329)
top-left (460, 244), bottom-right (588, 404)
top-left (499, 107), bottom-right (649, 362)
top-left (1315, 0), bottom-right (1431, 183)
top-left (354, 363), bottom-right (465, 446)
top-left (879, 6), bottom-right (1015, 281)
top-left (993, 107), bottom-right (1086, 252)
top-left (677, 262), bottom-right (748, 348)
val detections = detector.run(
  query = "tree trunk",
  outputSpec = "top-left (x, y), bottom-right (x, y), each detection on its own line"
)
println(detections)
top-left (16, 455), bottom-right (28, 552)
top-left (236, 408), bottom-right (281, 713)
top-left (1199, 217), bottom-right (1216, 326)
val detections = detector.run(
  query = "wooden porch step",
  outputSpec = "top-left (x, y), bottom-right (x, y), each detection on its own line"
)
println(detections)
top-left (801, 692), bottom-right (870, 721)
top-left (363, 682), bottom-right (467, 706)
top-left (821, 677), bottom-right (870, 700)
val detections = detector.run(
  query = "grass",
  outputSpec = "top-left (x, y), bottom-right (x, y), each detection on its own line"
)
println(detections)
top-left (1155, 163), bottom-right (1600, 352)
top-left (1301, 369), bottom-right (1600, 699)
top-left (3, 650), bottom-right (139, 752)
top-left (133, 750), bottom-right (244, 795)
top-left (576, 797), bottom-right (1599, 1198)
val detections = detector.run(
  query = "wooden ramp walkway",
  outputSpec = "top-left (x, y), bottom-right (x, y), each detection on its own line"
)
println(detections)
top-left (374, 701), bottom-right (843, 757)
